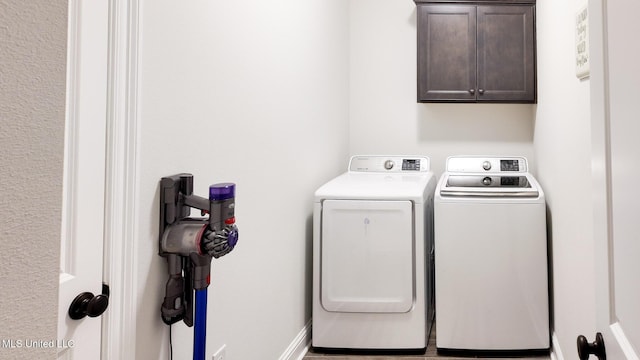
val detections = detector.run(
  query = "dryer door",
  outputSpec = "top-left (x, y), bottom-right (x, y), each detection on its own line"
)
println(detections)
top-left (321, 200), bottom-right (414, 313)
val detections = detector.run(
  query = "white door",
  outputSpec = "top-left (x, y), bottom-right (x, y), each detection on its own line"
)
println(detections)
top-left (57, 0), bottom-right (109, 358)
top-left (589, 0), bottom-right (640, 358)
top-left (321, 200), bottom-right (414, 313)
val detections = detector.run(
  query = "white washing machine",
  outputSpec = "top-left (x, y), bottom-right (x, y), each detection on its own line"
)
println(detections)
top-left (312, 155), bottom-right (437, 351)
top-left (434, 156), bottom-right (549, 353)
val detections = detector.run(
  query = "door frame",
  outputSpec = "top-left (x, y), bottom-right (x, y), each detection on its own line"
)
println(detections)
top-left (588, 0), bottom-right (614, 353)
top-left (100, 0), bottom-right (141, 357)
top-left (59, 0), bottom-right (109, 357)
top-left (589, 0), bottom-right (639, 358)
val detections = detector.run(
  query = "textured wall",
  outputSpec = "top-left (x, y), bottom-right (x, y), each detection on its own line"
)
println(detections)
top-left (0, 1), bottom-right (67, 359)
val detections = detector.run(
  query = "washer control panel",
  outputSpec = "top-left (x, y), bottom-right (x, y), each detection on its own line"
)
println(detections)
top-left (349, 155), bottom-right (430, 172)
top-left (446, 156), bottom-right (528, 173)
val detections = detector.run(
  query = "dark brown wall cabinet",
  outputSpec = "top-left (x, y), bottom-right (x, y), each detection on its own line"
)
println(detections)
top-left (414, 0), bottom-right (536, 103)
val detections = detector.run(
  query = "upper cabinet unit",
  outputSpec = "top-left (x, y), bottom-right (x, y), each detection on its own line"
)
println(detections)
top-left (414, 0), bottom-right (536, 103)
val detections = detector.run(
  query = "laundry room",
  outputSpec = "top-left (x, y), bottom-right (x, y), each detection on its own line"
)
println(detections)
top-left (3, 0), bottom-right (638, 359)
top-left (131, 1), bottom-right (595, 357)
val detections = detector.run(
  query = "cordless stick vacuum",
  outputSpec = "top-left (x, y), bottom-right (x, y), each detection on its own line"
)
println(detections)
top-left (159, 174), bottom-right (238, 360)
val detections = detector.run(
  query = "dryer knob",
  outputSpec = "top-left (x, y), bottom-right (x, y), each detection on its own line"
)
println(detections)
top-left (482, 161), bottom-right (492, 171)
top-left (482, 177), bottom-right (492, 186)
top-left (384, 160), bottom-right (395, 170)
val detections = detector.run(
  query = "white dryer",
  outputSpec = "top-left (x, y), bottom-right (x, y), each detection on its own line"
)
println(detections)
top-left (434, 156), bottom-right (549, 353)
top-left (312, 155), bottom-right (437, 351)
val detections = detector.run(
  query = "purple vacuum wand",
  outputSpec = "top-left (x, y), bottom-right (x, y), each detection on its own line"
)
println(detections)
top-left (202, 183), bottom-right (239, 258)
top-left (159, 174), bottom-right (238, 326)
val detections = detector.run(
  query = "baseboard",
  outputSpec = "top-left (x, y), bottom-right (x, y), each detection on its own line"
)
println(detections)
top-left (283, 323), bottom-right (561, 360)
top-left (279, 320), bottom-right (312, 360)
top-left (551, 331), bottom-right (565, 360)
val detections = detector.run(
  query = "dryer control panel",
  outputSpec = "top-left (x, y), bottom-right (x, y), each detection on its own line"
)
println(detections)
top-left (446, 156), bottom-right (528, 173)
top-left (349, 155), bottom-right (431, 173)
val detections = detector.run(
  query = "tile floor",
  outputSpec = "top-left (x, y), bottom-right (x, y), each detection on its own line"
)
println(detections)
top-left (302, 323), bottom-right (550, 360)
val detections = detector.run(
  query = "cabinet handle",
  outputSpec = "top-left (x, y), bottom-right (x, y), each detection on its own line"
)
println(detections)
top-left (478, 89), bottom-right (485, 95)
top-left (469, 89), bottom-right (475, 95)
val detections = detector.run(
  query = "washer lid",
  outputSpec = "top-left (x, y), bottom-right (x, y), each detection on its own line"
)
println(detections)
top-left (447, 175), bottom-right (531, 188)
top-left (439, 173), bottom-right (540, 198)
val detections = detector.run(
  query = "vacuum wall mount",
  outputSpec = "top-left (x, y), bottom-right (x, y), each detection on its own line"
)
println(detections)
top-left (159, 174), bottom-right (238, 359)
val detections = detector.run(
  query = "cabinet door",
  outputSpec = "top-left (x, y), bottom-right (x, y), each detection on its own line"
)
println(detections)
top-left (477, 5), bottom-right (536, 102)
top-left (417, 5), bottom-right (477, 102)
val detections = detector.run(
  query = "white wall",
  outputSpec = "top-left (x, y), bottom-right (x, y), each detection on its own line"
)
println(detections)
top-left (534, 0), bottom-right (596, 358)
top-left (0, 1), bottom-right (605, 359)
top-left (348, 0), bottom-right (536, 177)
top-left (0, 1), bottom-right (66, 359)
top-left (349, 1), bottom-right (596, 359)
top-left (134, 1), bottom-right (349, 359)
